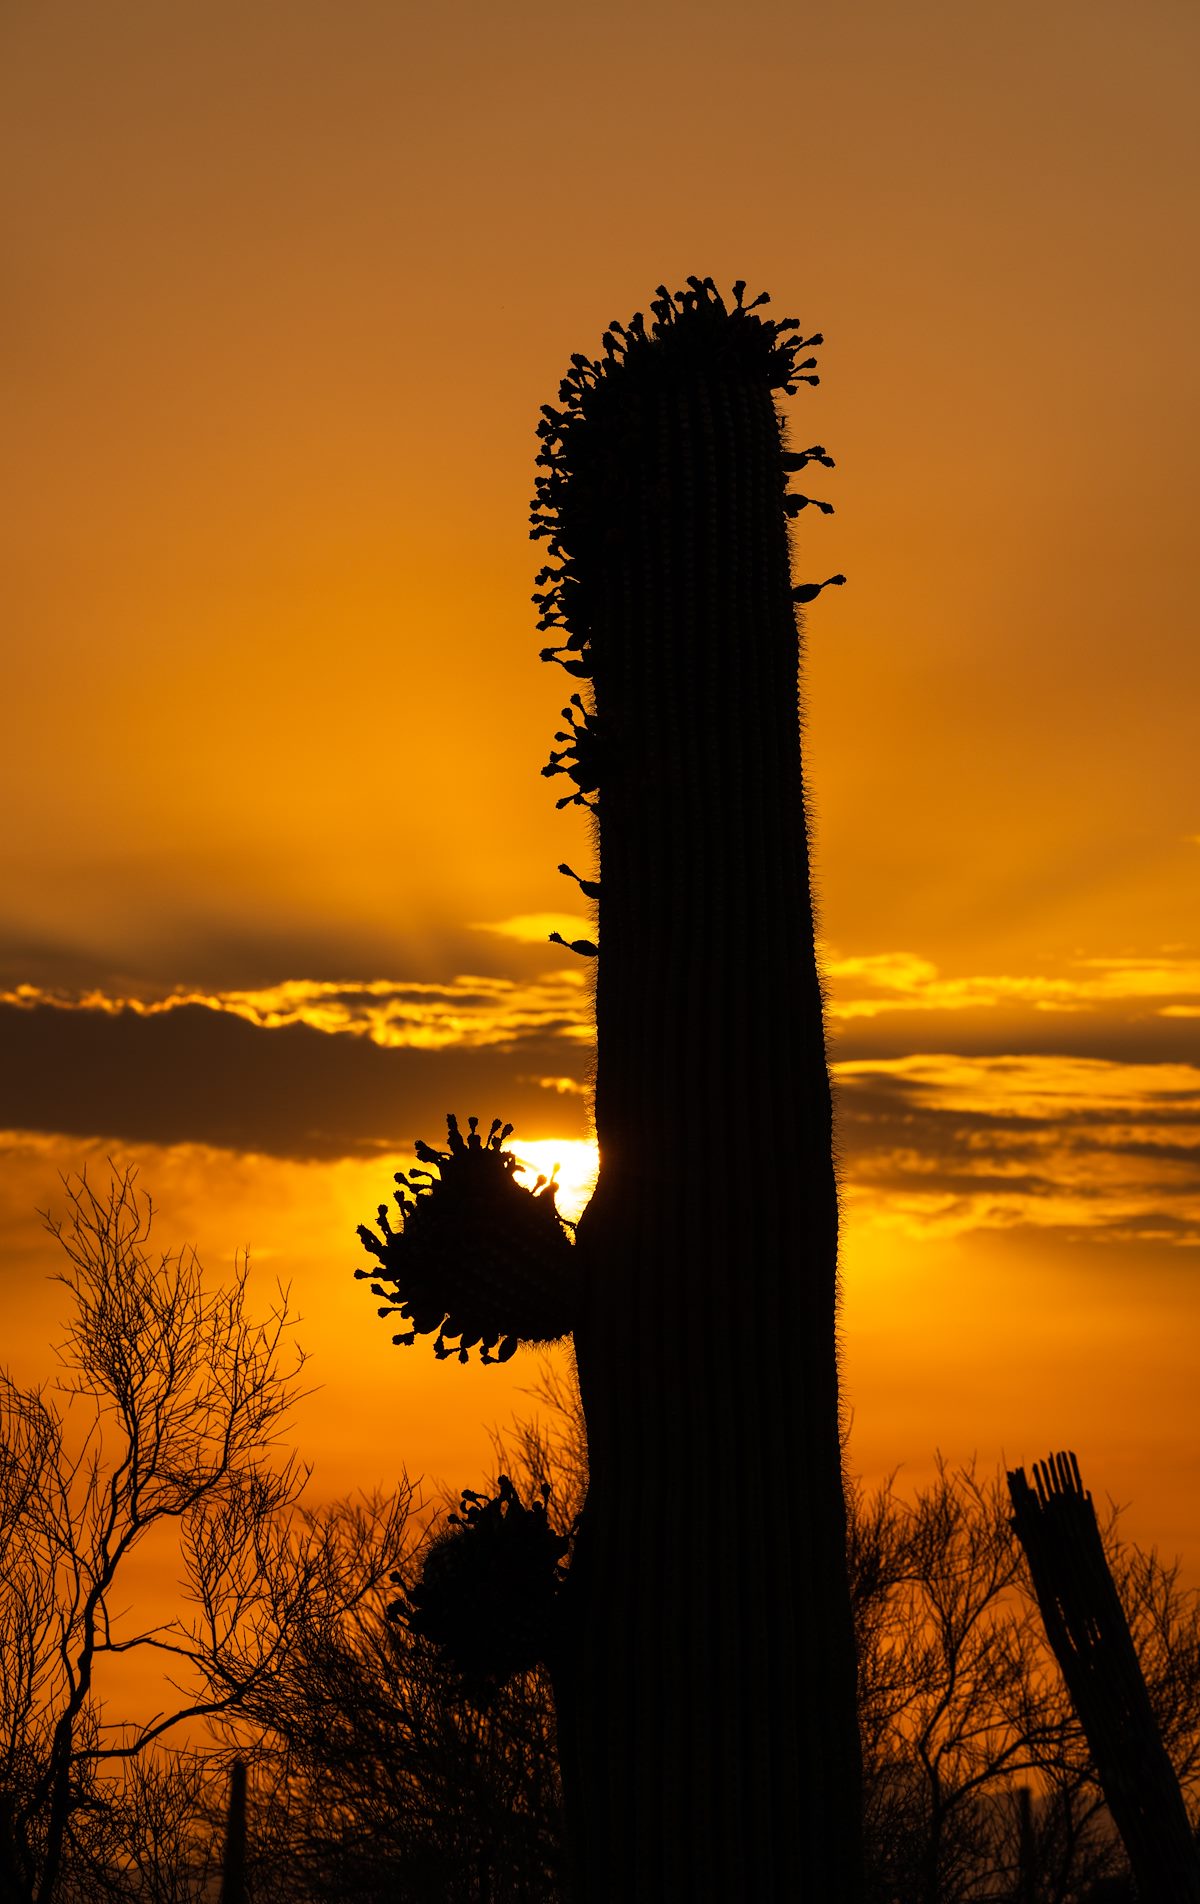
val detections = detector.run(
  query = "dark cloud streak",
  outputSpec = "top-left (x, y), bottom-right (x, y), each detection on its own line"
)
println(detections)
top-left (834, 1058), bottom-right (1200, 1241)
top-left (831, 1011), bottom-right (1200, 1067)
top-left (0, 1002), bottom-right (589, 1160)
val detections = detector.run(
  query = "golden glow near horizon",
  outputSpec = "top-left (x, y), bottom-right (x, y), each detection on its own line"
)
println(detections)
top-left (2, 0), bottom-right (1199, 1694)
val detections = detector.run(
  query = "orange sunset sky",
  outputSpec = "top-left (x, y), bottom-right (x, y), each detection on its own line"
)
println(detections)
top-left (3, 0), bottom-right (1199, 1682)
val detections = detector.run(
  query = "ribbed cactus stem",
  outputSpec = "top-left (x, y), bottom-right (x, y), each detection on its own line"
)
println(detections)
top-left (536, 281), bottom-right (861, 1898)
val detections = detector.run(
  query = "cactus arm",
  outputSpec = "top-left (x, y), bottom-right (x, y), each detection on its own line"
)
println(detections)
top-left (355, 1113), bottom-right (577, 1361)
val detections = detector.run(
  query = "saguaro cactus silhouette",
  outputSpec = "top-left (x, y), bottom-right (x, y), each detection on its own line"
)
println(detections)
top-left (359, 278), bottom-right (861, 1898)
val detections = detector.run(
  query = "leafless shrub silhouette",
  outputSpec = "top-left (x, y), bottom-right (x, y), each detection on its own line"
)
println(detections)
top-left (0, 1168), bottom-right (413, 1903)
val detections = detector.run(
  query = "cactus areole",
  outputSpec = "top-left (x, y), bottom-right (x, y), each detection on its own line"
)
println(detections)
top-left (359, 278), bottom-right (862, 1897)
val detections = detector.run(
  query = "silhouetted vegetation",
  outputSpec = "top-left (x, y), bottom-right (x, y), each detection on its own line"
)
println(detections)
top-left (396, 1474), bottom-right (571, 1693)
top-left (8, 280), bottom-right (1197, 1899)
top-left (0, 1170), bottom-right (412, 1903)
top-left (534, 279), bottom-right (861, 1897)
top-left (357, 275), bottom-right (862, 1899)
top-left (4, 1195), bottom-right (1199, 1898)
top-left (355, 1115), bottom-right (576, 1363)
top-left (227, 1376), bottom-right (1200, 1902)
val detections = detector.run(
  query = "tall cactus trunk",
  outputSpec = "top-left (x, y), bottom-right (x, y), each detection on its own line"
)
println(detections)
top-left (538, 281), bottom-right (862, 1899)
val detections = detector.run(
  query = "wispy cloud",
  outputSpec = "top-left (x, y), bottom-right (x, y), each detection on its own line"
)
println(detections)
top-left (5, 952), bottom-right (1200, 1239)
top-left (821, 947), bottom-right (1200, 1021)
top-left (1, 971), bottom-right (592, 1051)
top-left (835, 1053), bottom-right (1200, 1245)
top-left (0, 998), bottom-right (591, 1160)
top-left (11, 944), bottom-right (1196, 1052)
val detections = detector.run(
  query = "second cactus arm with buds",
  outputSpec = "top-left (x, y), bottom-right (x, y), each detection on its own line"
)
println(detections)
top-left (358, 278), bottom-right (861, 1899)
top-left (356, 1111), bottom-right (575, 1362)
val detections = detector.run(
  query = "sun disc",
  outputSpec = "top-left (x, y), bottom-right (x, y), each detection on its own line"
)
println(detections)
top-left (511, 1137), bottom-right (598, 1225)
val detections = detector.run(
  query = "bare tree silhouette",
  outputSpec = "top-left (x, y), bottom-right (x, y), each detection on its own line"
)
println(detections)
top-left (0, 1169), bottom-right (412, 1904)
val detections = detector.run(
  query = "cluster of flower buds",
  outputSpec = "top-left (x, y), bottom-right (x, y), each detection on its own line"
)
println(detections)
top-left (389, 1474), bottom-right (572, 1692)
top-left (541, 691), bottom-right (601, 811)
top-left (530, 277), bottom-right (844, 730)
top-left (355, 1113), bottom-right (577, 1362)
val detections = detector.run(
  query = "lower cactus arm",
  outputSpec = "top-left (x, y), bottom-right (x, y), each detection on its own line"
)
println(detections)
top-left (355, 1112), bottom-right (576, 1361)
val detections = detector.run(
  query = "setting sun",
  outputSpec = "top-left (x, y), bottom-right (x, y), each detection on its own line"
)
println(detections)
top-left (3, 3), bottom-right (1198, 1894)
top-left (511, 1137), bottom-right (599, 1226)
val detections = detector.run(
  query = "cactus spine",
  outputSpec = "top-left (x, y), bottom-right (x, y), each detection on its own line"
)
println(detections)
top-left (535, 279), bottom-right (860, 1899)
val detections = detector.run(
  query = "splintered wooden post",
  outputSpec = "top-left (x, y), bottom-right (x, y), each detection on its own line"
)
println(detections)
top-left (218, 1758), bottom-right (247, 1904)
top-left (1007, 1451), bottom-right (1200, 1904)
